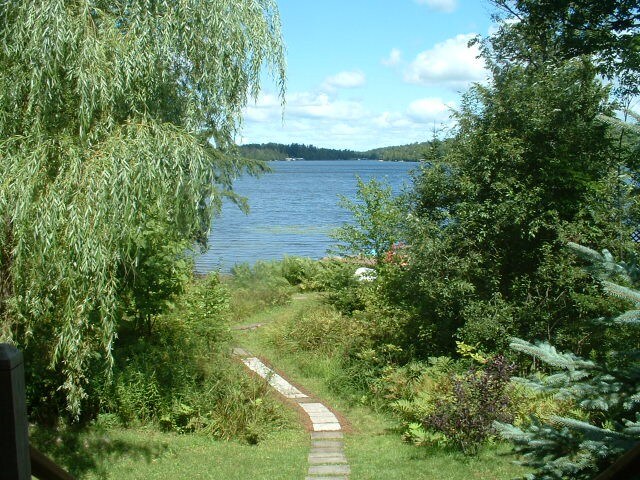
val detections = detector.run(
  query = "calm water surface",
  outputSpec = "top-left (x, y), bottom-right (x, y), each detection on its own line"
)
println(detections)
top-left (195, 160), bottom-right (415, 272)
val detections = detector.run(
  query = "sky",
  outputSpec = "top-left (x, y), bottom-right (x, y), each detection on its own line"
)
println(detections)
top-left (238, 0), bottom-right (499, 151)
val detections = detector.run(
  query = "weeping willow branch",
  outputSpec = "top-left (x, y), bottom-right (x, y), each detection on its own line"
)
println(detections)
top-left (0, 0), bottom-right (285, 417)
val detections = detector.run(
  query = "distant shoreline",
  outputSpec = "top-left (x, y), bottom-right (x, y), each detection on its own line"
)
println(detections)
top-left (239, 140), bottom-right (439, 162)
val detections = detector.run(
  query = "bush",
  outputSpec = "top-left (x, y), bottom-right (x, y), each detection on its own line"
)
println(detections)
top-left (391, 355), bottom-right (516, 455)
top-left (423, 356), bottom-right (516, 455)
top-left (267, 303), bottom-right (355, 354)
top-left (279, 256), bottom-right (323, 289)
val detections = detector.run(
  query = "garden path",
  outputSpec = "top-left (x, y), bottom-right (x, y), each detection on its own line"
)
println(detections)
top-left (232, 346), bottom-right (351, 480)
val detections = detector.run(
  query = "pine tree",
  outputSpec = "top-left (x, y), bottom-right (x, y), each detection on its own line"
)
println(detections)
top-left (497, 243), bottom-right (640, 479)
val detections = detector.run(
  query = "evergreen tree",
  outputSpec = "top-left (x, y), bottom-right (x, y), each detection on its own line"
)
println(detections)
top-left (497, 242), bottom-right (640, 479)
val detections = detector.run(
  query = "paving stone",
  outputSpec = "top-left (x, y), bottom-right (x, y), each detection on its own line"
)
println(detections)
top-left (311, 447), bottom-right (343, 454)
top-left (309, 413), bottom-right (339, 423)
top-left (313, 422), bottom-right (342, 431)
top-left (236, 347), bottom-right (351, 478)
top-left (241, 357), bottom-right (308, 399)
top-left (311, 431), bottom-right (344, 440)
top-left (312, 440), bottom-right (344, 449)
top-left (309, 451), bottom-right (347, 459)
top-left (309, 454), bottom-right (348, 464)
top-left (305, 477), bottom-right (349, 480)
top-left (300, 402), bottom-right (332, 414)
top-left (308, 464), bottom-right (351, 475)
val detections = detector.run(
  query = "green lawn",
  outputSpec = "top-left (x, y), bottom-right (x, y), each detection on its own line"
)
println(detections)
top-left (31, 426), bottom-right (308, 480)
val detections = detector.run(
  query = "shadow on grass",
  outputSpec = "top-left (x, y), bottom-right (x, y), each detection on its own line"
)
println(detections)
top-left (30, 425), bottom-right (169, 479)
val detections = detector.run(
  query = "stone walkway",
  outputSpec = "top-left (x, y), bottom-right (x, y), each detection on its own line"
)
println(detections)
top-left (233, 347), bottom-right (351, 480)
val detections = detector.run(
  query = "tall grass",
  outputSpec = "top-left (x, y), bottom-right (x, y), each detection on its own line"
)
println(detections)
top-left (226, 261), bottom-right (295, 321)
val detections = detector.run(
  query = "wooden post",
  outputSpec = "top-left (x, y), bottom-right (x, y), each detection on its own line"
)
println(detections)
top-left (0, 343), bottom-right (31, 480)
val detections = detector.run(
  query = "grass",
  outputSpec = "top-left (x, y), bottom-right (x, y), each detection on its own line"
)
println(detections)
top-left (31, 425), bottom-right (308, 480)
top-left (232, 293), bottom-right (530, 479)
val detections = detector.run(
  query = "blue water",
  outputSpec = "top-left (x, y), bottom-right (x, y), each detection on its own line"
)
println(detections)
top-left (195, 160), bottom-right (415, 272)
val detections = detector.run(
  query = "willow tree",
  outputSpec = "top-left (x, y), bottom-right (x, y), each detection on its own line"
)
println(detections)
top-left (0, 0), bottom-right (285, 417)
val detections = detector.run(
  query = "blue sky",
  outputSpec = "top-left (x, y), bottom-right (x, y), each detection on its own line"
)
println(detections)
top-left (239, 0), bottom-right (499, 151)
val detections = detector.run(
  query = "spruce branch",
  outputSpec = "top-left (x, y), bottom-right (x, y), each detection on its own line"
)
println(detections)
top-left (509, 338), bottom-right (596, 370)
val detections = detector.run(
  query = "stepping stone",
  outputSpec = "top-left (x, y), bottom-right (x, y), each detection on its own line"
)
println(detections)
top-left (313, 422), bottom-right (342, 431)
top-left (309, 454), bottom-right (348, 464)
top-left (241, 357), bottom-right (308, 399)
top-left (311, 448), bottom-right (344, 456)
top-left (305, 477), bottom-right (349, 480)
top-left (300, 402), bottom-right (332, 414)
top-left (312, 440), bottom-right (344, 449)
top-left (311, 431), bottom-right (344, 440)
top-left (308, 465), bottom-right (351, 475)
top-left (235, 347), bottom-right (351, 478)
top-left (309, 413), bottom-right (339, 423)
top-left (309, 451), bottom-right (347, 459)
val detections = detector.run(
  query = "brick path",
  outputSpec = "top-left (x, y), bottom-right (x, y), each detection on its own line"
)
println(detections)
top-left (233, 347), bottom-right (351, 480)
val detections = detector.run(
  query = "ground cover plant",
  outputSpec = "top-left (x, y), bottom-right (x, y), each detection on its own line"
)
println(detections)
top-left (29, 425), bottom-right (308, 480)
top-left (28, 272), bottom-right (302, 477)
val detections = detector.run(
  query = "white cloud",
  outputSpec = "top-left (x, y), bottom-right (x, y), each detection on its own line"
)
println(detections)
top-left (322, 71), bottom-right (366, 90)
top-left (287, 92), bottom-right (367, 120)
top-left (244, 93), bottom-right (281, 122)
top-left (406, 97), bottom-right (454, 123)
top-left (241, 92), bottom-right (458, 150)
top-left (404, 33), bottom-right (487, 88)
top-left (414, 0), bottom-right (457, 13)
top-left (382, 48), bottom-right (402, 67)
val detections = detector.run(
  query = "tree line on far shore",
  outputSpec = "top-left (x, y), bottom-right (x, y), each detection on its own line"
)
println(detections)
top-left (239, 140), bottom-right (447, 162)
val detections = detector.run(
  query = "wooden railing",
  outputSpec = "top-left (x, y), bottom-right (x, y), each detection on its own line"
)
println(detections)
top-left (593, 442), bottom-right (640, 480)
top-left (0, 343), bottom-right (74, 480)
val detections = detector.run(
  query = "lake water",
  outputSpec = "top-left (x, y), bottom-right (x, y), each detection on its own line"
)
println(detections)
top-left (194, 160), bottom-right (416, 273)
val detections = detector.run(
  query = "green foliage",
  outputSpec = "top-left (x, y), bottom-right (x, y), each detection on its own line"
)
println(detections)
top-left (238, 140), bottom-right (446, 162)
top-left (489, 0), bottom-right (640, 96)
top-left (331, 176), bottom-right (407, 263)
top-left (366, 140), bottom-right (449, 162)
top-left (396, 58), bottom-right (626, 358)
top-left (0, 0), bottom-right (285, 417)
top-left (458, 294), bottom-right (517, 353)
top-left (267, 303), bottom-right (355, 355)
top-left (122, 221), bottom-right (193, 336)
top-left (103, 275), bottom-right (290, 441)
top-left (423, 356), bottom-right (516, 455)
top-left (278, 256), bottom-right (324, 290)
top-left (389, 356), bottom-right (516, 455)
top-left (497, 245), bottom-right (640, 479)
top-left (239, 142), bottom-right (361, 161)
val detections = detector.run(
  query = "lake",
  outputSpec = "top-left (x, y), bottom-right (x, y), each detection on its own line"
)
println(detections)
top-left (194, 160), bottom-right (416, 273)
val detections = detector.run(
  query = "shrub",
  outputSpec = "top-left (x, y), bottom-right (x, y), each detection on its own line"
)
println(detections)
top-left (422, 356), bottom-right (516, 455)
top-left (267, 303), bottom-right (354, 354)
top-left (279, 256), bottom-right (323, 289)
